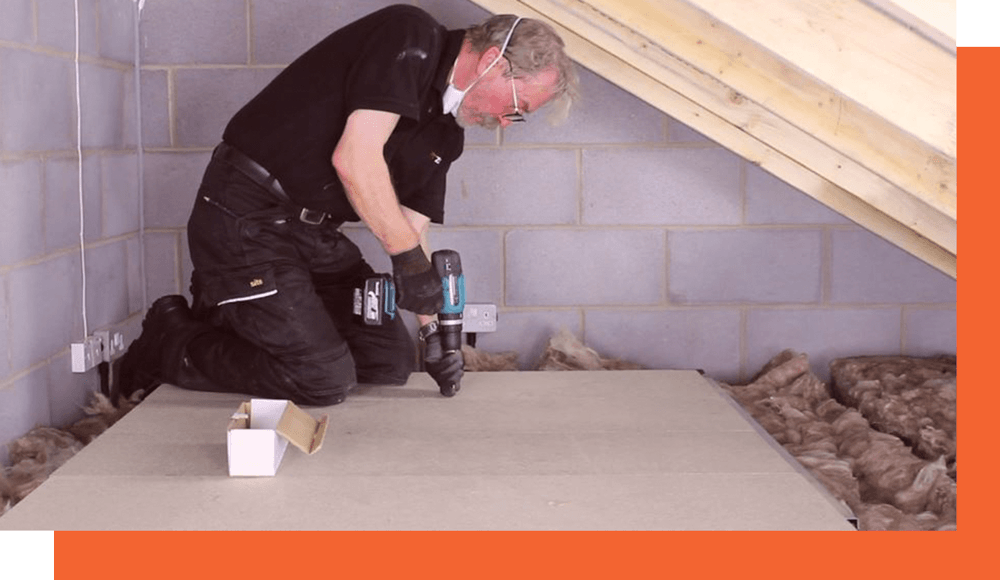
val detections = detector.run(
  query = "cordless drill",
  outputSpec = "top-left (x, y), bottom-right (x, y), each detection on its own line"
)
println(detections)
top-left (431, 249), bottom-right (464, 396)
top-left (353, 249), bottom-right (465, 396)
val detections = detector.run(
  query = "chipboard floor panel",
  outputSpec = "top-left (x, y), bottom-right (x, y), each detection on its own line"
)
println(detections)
top-left (0, 370), bottom-right (856, 530)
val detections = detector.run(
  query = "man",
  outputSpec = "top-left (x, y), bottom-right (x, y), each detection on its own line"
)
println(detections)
top-left (115, 5), bottom-right (578, 406)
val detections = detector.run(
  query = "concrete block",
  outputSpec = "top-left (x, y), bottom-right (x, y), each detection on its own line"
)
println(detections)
top-left (0, 159), bottom-right (45, 266)
top-left (122, 70), bottom-right (138, 149)
top-left (904, 308), bottom-right (956, 356)
top-left (0, 49), bottom-right (75, 151)
top-left (465, 128), bottom-right (499, 146)
top-left (427, 228), bottom-right (504, 305)
top-left (339, 226), bottom-right (505, 304)
top-left (8, 254), bottom-right (83, 372)
top-left (746, 307), bottom-right (902, 383)
top-left (38, 0), bottom-right (97, 55)
top-left (469, 309), bottom-right (582, 370)
top-left (0, 0), bottom-right (34, 43)
top-left (126, 235), bottom-right (144, 315)
top-left (140, 0), bottom-right (247, 65)
top-left (80, 63), bottom-right (126, 148)
top-left (0, 368), bottom-right (52, 467)
top-left (831, 229), bottom-right (956, 303)
top-left (585, 309), bottom-right (741, 380)
top-left (174, 68), bottom-right (281, 147)
top-left (143, 231), bottom-right (183, 300)
top-left (45, 155), bottom-right (101, 250)
top-left (98, 0), bottom-right (136, 63)
top-left (340, 225), bottom-right (390, 272)
top-left (505, 66), bottom-right (666, 145)
top-left (102, 153), bottom-right (140, 237)
top-left (143, 152), bottom-right (209, 228)
top-left (140, 69), bottom-right (171, 147)
top-left (445, 149), bottom-right (578, 225)
top-left (252, 0), bottom-right (399, 64)
top-left (582, 148), bottom-right (741, 225)
top-left (668, 229), bottom-right (822, 304)
top-left (506, 229), bottom-right (664, 306)
top-left (84, 241), bottom-right (130, 330)
top-left (746, 163), bottom-right (850, 225)
top-left (669, 119), bottom-right (713, 143)
top-left (0, 278), bottom-right (9, 380)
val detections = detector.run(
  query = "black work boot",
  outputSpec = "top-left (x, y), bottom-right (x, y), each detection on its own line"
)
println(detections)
top-left (113, 295), bottom-right (199, 404)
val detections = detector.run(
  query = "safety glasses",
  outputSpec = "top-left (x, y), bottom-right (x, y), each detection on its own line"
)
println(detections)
top-left (503, 57), bottom-right (526, 123)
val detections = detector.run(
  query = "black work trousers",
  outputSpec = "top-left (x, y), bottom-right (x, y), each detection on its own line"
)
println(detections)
top-left (180, 154), bottom-right (415, 406)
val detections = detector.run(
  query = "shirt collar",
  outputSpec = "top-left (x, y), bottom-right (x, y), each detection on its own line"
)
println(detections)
top-left (433, 30), bottom-right (467, 94)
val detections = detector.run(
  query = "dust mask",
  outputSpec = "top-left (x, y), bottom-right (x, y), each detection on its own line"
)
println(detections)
top-left (443, 17), bottom-right (522, 116)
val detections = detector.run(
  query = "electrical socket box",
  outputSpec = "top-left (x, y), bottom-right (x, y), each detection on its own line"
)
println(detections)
top-left (96, 330), bottom-right (126, 361)
top-left (71, 335), bottom-right (104, 373)
top-left (463, 303), bottom-right (497, 333)
top-left (71, 330), bottom-right (125, 373)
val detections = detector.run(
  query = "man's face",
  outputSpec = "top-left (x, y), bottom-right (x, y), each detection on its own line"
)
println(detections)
top-left (456, 66), bottom-right (559, 130)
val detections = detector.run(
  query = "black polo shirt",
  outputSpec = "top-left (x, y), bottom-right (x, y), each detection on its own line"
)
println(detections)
top-left (222, 5), bottom-right (465, 224)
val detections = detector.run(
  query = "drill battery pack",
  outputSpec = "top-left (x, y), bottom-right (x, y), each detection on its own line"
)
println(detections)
top-left (353, 274), bottom-right (396, 325)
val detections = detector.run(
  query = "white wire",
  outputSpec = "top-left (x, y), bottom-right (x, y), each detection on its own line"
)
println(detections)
top-left (133, 0), bottom-right (147, 309)
top-left (75, 1), bottom-right (149, 337)
top-left (75, 0), bottom-right (88, 339)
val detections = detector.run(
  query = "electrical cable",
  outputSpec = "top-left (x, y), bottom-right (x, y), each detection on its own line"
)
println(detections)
top-left (133, 0), bottom-right (147, 309)
top-left (74, 0), bottom-right (88, 339)
top-left (75, 1), bottom-right (148, 343)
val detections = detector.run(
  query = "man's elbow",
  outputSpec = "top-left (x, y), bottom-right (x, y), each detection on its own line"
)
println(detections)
top-left (331, 146), bottom-right (350, 181)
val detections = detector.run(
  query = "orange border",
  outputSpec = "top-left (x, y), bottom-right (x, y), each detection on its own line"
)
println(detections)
top-left (55, 41), bottom-right (988, 580)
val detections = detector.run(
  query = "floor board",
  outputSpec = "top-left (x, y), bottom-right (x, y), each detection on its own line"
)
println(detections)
top-left (0, 370), bottom-right (856, 530)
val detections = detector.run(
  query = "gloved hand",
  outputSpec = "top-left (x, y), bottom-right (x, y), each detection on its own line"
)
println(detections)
top-left (390, 246), bottom-right (444, 315)
top-left (420, 322), bottom-right (463, 395)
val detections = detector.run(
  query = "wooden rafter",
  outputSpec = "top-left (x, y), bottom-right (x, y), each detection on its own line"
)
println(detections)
top-left (470, 0), bottom-right (957, 278)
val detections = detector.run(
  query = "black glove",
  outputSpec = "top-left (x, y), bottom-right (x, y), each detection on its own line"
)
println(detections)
top-left (420, 322), bottom-right (463, 396)
top-left (390, 246), bottom-right (444, 315)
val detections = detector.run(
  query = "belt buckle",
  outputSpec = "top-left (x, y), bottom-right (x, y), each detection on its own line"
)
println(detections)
top-left (299, 208), bottom-right (326, 225)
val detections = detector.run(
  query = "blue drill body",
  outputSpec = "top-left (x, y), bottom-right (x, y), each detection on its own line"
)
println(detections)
top-left (354, 249), bottom-right (464, 396)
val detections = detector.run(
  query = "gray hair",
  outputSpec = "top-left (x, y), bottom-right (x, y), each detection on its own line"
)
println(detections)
top-left (466, 14), bottom-right (579, 124)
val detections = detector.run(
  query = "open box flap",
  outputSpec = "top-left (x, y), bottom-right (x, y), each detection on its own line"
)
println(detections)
top-left (228, 401), bottom-right (251, 430)
top-left (275, 402), bottom-right (328, 455)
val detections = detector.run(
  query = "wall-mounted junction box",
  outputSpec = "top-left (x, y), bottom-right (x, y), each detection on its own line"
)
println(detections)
top-left (71, 330), bottom-right (126, 373)
top-left (463, 303), bottom-right (497, 334)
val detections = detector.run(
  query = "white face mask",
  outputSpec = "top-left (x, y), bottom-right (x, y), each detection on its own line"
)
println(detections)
top-left (443, 17), bottom-right (523, 116)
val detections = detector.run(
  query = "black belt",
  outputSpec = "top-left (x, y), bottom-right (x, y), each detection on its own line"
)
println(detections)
top-left (212, 143), bottom-right (337, 226)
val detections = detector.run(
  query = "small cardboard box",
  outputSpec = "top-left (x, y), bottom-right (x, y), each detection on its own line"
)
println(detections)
top-left (227, 398), bottom-right (329, 477)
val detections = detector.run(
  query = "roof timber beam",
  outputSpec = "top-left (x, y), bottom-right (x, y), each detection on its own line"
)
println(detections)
top-left (469, 0), bottom-right (955, 278)
top-left (860, 0), bottom-right (956, 53)
top-left (545, 0), bottom-right (956, 229)
top-left (685, 0), bottom-right (955, 161)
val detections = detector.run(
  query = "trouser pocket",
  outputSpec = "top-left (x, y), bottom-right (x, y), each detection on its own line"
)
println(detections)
top-left (191, 263), bottom-right (278, 321)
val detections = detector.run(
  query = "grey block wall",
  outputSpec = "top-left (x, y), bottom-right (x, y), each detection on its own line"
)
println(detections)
top-left (139, 0), bottom-right (954, 379)
top-left (0, 0), bottom-right (142, 465)
top-left (1, 0), bottom-right (956, 463)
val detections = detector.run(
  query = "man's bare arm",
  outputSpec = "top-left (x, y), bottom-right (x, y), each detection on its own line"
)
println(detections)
top-left (332, 109), bottom-right (419, 255)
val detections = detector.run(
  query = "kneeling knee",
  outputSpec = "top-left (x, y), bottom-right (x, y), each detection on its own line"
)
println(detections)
top-left (357, 368), bottom-right (411, 386)
top-left (292, 388), bottom-right (350, 407)
top-left (282, 352), bottom-right (357, 407)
